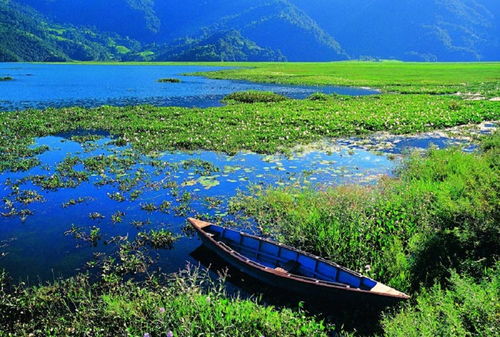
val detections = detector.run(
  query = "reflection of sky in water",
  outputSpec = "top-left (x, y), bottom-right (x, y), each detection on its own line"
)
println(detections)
top-left (0, 135), bottom-right (394, 281)
top-left (0, 63), bottom-right (377, 111)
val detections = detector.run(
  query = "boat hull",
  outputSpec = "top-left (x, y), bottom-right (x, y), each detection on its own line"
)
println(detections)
top-left (191, 219), bottom-right (408, 308)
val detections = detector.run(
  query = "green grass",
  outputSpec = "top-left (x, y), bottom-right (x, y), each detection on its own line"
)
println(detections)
top-left (222, 90), bottom-right (288, 103)
top-left (0, 267), bottom-right (330, 337)
top-left (230, 132), bottom-right (500, 292)
top-left (192, 61), bottom-right (500, 97)
top-left (1, 94), bottom-right (498, 172)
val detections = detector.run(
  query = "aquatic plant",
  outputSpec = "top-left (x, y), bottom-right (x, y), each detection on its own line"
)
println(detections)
top-left (157, 78), bottom-right (181, 83)
top-left (89, 212), bottom-right (105, 220)
top-left (64, 225), bottom-right (102, 246)
top-left (140, 202), bottom-right (158, 212)
top-left (111, 211), bottom-right (125, 223)
top-left (136, 229), bottom-right (178, 249)
top-left (0, 76), bottom-right (13, 81)
top-left (108, 192), bottom-right (126, 202)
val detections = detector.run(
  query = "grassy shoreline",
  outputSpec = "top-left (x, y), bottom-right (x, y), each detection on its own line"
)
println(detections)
top-left (32, 61), bottom-right (500, 96)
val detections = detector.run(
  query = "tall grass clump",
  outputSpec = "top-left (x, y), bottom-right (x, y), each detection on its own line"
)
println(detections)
top-left (222, 90), bottom-right (288, 104)
top-left (230, 132), bottom-right (500, 292)
top-left (382, 265), bottom-right (499, 337)
top-left (0, 267), bottom-right (329, 337)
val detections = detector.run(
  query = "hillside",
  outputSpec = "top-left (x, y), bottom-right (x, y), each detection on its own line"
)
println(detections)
top-left (156, 30), bottom-right (286, 62)
top-left (290, 0), bottom-right (500, 61)
top-left (0, 1), bottom-right (149, 62)
top-left (5, 0), bottom-right (500, 61)
top-left (16, 0), bottom-right (347, 61)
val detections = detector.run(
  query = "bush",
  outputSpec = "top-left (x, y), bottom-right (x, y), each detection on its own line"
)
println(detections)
top-left (222, 90), bottom-right (288, 104)
top-left (382, 266), bottom-right (499, 337)
top-left (307, 92), bottom-right (331, 101)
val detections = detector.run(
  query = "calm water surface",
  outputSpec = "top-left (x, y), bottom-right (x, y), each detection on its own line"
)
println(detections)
top-left (0, 134), bottom-right (395, 282)
top-left (0, 63), bottom-right (377, 111)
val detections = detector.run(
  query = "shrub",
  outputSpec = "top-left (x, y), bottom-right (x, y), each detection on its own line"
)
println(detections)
top-left (382, 266), bottom-right (499, 337)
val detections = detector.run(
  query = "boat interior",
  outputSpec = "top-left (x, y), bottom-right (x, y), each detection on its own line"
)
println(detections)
top-left (204, 225), bottom-right (378, 291)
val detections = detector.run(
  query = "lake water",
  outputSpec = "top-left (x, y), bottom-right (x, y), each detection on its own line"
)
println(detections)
top-left (0, 63), bottom-right (377, 111)
top-left (0, 134), bottom-right (396, 282)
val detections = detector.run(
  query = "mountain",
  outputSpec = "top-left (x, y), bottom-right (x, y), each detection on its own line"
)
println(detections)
top-left (16, 0), bottom-right (160, 42)
top-left (0, 0), bottom-right (149, 62)
top-left (4, 0), bottom-right (500, 62)
top-left (156, 30), bottom-right (286, 62)
top-left (290, 0), bottom-right (500, 61)
top-left (15, 0), bottom-right (347, 61)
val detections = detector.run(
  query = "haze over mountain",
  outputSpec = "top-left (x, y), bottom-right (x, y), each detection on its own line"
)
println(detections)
top-left (2, 0), bottom-right (499, 62)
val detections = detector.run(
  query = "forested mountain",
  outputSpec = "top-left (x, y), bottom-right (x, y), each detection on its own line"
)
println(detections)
top-left (290, 0), bottom-right (500, 61)
top-left (156, 30), bottom-right (286, 62)
top-left (3, 0), bottom-right (500, 62)
top-left (0, 1), bottom-right (149, 62)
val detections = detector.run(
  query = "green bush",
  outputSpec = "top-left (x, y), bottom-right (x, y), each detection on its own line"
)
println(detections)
top-left (222, 90), bottom-right (288, 104)
top-left (382, 266), bottom-right (499, 337)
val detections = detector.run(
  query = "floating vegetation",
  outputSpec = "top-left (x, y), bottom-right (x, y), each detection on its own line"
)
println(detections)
top-left (181, 159), bottom-right (220, 176)
top-left (136, 229), bottom-right (178, 249)
top-left (157, 78), bottom-right (181, 83)
top-left (70, 134), bottom-right (105, 143)
top-left (89, 212), bottom-right (105, 220)
top-left (111, 211), bottom-right (125, 224)
top-left (131, 219), bottom-right (151, 228)
top-left (0, 76), bottom-right (13, 81)
top-left (159, 200), bottom-right (171, 213)
top-left (65, 225), bottom-right (101, 246)
top-left (14, 190), bottom-right (44, 205)
top-left (140, 202), bottom-right (158, 212)
top-left (108, 192), bottom-right (126, 202)
top-left (62, 197), bottom-right (90, 208)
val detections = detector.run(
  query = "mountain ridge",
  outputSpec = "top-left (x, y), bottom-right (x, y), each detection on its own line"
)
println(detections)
top-left (4, 0), bottom-right (500, 62)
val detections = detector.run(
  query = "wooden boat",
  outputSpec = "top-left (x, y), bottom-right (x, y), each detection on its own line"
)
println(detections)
top-left (189, 218), bottom-right (410, 307)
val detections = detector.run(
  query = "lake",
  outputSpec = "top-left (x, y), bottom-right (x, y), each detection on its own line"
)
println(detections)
top-left (0, 63), bottom-right (377, 111)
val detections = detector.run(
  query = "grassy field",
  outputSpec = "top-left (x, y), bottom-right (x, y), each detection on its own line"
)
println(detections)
top-left (193, 61), bottom-right (500, 96)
